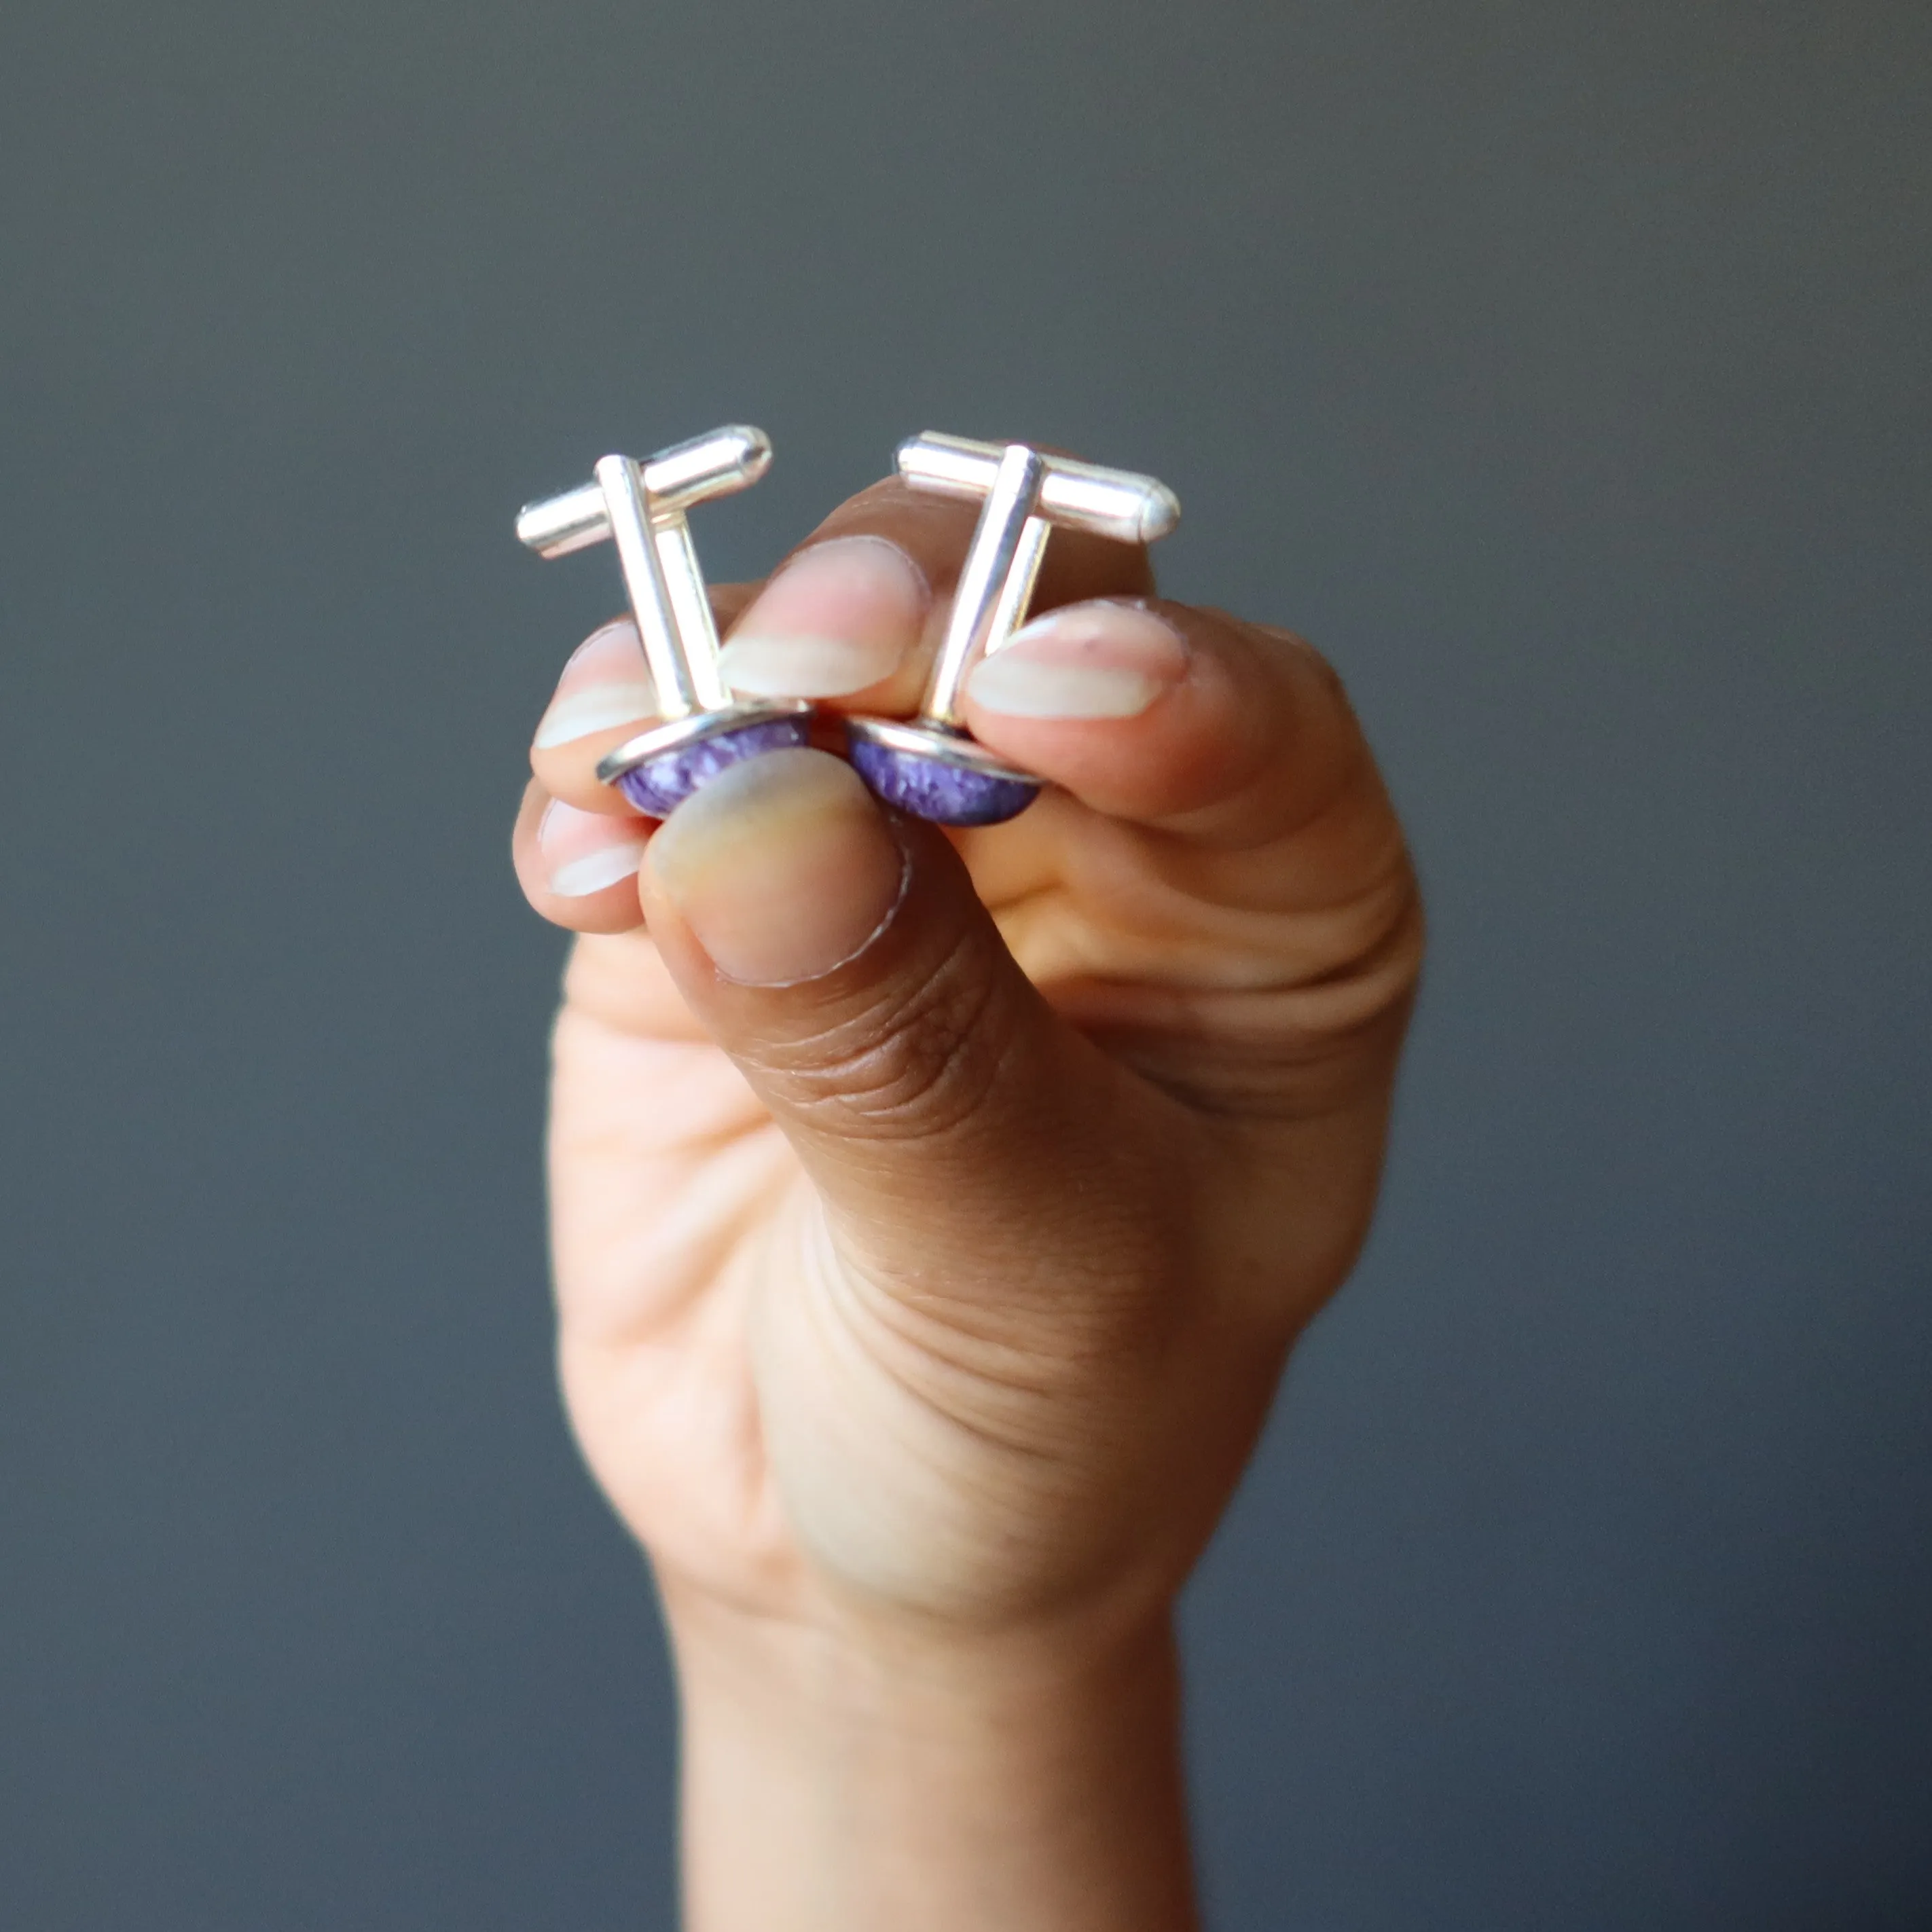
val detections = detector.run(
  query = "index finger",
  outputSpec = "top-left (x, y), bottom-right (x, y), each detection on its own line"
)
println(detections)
top-left (714, 471), bottom-right (1161, 721)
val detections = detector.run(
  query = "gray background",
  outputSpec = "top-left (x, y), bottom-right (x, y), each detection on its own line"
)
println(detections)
top-left (3, 1), bottom-right (1927, 1925)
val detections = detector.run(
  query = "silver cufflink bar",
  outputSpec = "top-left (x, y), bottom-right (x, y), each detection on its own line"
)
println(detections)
top-left (516, 426), bottom-right (811, 817)
top-left (518, 426), bottom-right (1178, 826)
top-left (843, 435), bottom-right (1180, 826)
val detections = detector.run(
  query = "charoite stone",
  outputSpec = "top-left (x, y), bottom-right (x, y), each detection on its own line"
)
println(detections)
top-left (615, 716), bottom-right (812, 816)
top-left (849, 740), bottom-right (1039, 826)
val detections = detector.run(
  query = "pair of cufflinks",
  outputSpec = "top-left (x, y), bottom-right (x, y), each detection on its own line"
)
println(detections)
top-left (517, 429), bottom-right (1179, 827)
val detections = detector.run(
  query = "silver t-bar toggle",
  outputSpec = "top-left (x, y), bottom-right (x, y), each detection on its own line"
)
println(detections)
top-left (896, 433), bottom-right (1181, 729)
top-left (517, 425), bottom-right (771, 723)
top-left (841, 435), bottom-right (1180, 828)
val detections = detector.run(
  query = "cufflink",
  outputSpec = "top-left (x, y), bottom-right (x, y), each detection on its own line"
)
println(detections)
top-left (843, 433), bottom-right (1180, 826)
top-left (517, 426), bottom-right (811, 816)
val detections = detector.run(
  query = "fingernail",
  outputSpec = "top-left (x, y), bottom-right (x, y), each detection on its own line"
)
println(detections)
top-left (718, 536), bottom-right (926, 697)
top-left (539, 798), bottom-right (649, 897)
top-left (534, 621), bottom-right (659, 748)
top-left (645, 748), bottom-right (905, 985)
top-left (966, 602), bottom-right (1188, 719)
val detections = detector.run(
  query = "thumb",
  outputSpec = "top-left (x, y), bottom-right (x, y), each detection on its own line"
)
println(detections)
top-left (636, 748), bottom-right (1174, 1310)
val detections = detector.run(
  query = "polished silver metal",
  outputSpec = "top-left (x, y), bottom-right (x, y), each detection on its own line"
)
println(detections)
top-left (593, 702), bottom-right (805, 787)
top-left (894, 433), bottom-right (1182, 732)
top-left (843, 435), bottom-right (1180, 824)
top-left (897, 432), bottom-right (1180, 547)
top-left (924, 443), bottom-right (1049, 729)
top-left (842, 714), bottom-right (1036, 785)
top-left (590, 452), bottom-right (730, 721)
top-left (517, 425), bottom-right (772, 559)
top-left (517, 426), bottom-right (807, 792)
top-left (518, 429), bottom-right (770, 721)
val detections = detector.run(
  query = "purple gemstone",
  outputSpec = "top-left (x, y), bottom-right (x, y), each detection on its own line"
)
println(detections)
top-left (849, 740), bottom-right (1039, 826)
top-left (615, 716), bottom-right (812, 817)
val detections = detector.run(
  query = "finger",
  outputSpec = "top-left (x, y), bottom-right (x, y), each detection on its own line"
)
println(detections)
top-left (634, 745), bottom-right (1186, 1321)
top-left (529, 619), bottom-right (666, 815)
top-left (966, 598), bottom-right (1400, 892)
top-left (714, 531), bottom-right (932, 706)
top-left (511, 778), bottom-right (651, 933)
top-left (803, 471), bottom-right (1157, 615)
top-left (958, 600), bottom-right (1423, 1106)
top-left (714, 473), bottom-right (1158, 718)
top-left (528, 586), bottom-right (778, 815)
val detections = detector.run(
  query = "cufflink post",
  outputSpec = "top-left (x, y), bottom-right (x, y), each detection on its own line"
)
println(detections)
top-left (517, 426), bottom-right (811, 816)
top-left (844, 433), bottom-right (1180, 826)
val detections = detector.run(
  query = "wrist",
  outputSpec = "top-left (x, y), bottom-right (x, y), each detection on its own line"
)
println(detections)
top-left (661, 1582), bottom-right (1199, 1932)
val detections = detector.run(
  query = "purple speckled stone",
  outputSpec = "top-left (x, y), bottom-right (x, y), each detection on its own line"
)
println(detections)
top-left (849, 740), bottom-right (1039, 826)
top-left (615, 716), bottom-right (812, 817)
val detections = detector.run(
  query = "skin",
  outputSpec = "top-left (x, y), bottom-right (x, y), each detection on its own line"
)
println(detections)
top-left (511, 475), bottom-right (1423, 1931)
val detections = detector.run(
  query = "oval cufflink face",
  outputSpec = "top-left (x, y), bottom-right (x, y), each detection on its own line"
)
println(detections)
top-left (615, 715), bottom-right (814, 818)
top-left (843, 716), bottom-right (1040, 823)
top-left (597, 701), bottom-right (816, 815)
top-left (845, 735), bottom-right (1039, 826)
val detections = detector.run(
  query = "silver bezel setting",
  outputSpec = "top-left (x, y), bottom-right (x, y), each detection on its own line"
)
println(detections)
top-left (596, 699), bottom-right (814, 786)
top-left (843, 716), bottom-right (1037, 786)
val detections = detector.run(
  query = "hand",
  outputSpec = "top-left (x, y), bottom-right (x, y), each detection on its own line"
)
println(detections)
top-left (511, 473), bottom-right (1422, 1930)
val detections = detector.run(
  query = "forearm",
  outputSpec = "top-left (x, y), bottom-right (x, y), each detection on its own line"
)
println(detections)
top-left (666, 1590), bottom-right (1201, 1932)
